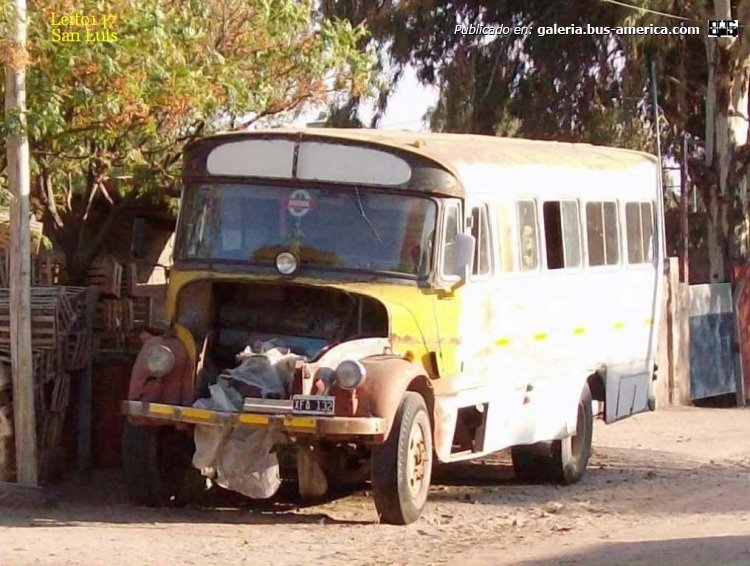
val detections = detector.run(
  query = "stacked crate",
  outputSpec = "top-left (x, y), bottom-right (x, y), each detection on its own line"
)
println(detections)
top-left (88, 259), bottom-right (153, 354)
top-left (0, 286), bottom-right (92, 481)
top-left (0, 248), bottom-right (65, 288)
top-left (0, 361), bottom-right (12, 481)
top-left (89, 257), bottom-right (126, 353)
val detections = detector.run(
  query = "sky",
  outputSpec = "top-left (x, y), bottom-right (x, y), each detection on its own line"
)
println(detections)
top-left (293, 65), bottom-right (439, 132)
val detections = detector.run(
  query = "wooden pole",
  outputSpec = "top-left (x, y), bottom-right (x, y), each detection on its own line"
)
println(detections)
top-left (5, 0), bottom-right (38, 486)
top-left (680, 135), bottom-right (690, 283)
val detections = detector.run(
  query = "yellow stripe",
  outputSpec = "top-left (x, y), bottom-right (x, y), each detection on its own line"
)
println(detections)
top-left (533, 332), bottom-right (548, 341)
top-left (181, 407), bottom-right (212, 421)
top-left (496, 338), bottom-right (510, 346)
top-left (645, 318), bottom-right (654, 325)
top-left (238, 414), bottom-right (269, 426)
top-left (283, 417), bottom-right (316, 430)
top-left (149, 404), bottom-right (173, 416)
top-left (573, 327), bottom-right (586, 335)
top-left (613, 321), bottom-right (625, 330)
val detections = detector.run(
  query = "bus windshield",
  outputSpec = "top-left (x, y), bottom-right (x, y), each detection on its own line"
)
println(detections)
top-left (175, 183), bottom-right (437, 277)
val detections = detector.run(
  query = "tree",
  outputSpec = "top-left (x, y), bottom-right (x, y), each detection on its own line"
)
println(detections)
top-left (0, 0), bottom-right (373, 281)
top-left (699, 0), bottom-right (750, 281)
top-left (325, 0), bottom-right (750, 282)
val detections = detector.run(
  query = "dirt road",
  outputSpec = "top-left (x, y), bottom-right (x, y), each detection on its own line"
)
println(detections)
top-left (1, 406), bottom-right (749, 565)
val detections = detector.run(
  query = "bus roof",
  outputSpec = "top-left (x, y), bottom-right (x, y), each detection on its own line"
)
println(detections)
top-left (201, 128), bottom-right (655, 168)
top-left (185, 129), bottom-right (658, 197)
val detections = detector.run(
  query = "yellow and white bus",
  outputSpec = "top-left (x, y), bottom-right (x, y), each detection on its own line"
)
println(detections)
top-left (122, 129), bottom-right (664, 524)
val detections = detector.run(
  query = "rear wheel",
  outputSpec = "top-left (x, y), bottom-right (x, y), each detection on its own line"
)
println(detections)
top-left (371, 392), bottom-right (432, 525)
top-left (122, 423), bottom-right (204, 506)
top-left (511, 383), bottom-right (593, 484)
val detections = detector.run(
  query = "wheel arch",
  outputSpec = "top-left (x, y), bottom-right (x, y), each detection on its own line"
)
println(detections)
top-left (587, 371), bottom-right (605, 403)
top-left (358, 356), bottom-right (434, 440)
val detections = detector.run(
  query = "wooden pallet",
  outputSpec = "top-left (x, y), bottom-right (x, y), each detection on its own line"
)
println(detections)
top-left (84, 257), bottom-right (122, 298)
top-left (0, 287), bottom-right (88, 351)
top-left (64, 330), bottom-right (92, 371)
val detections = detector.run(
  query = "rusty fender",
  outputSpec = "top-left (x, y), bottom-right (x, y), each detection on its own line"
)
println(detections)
top-left (127, 336), bottom-right (195, 425)
top-left (357, 355), bottom-right (434, 440)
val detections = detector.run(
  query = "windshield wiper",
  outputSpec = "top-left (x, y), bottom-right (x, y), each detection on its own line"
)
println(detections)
top-left (354, 187), bottom-right (383, 244)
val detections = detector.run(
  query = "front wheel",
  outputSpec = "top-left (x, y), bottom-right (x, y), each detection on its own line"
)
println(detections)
top-left (371, 392), bottom-right (432, 525)
top-left (122, 423), bottom-right (204, 507)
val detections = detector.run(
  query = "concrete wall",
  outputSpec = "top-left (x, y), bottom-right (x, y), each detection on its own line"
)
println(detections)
top-left (654, 257), bottom-right (691, 408)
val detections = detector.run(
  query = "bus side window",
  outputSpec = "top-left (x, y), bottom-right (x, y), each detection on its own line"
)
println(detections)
top-left (641, 202), bottom-right (654, 262)
top-left (543, 201), bottom-right (581, 270)
top-left (470, 204), bottom-right (492, 276)
top-left (625, 201), bottom-right (655, 264)
top-left (517, 200), bottom-right (538, 271)
top-left (441, 203), bottom-right (461, 278)
top-left (586, 201), bottom-right (619, 266)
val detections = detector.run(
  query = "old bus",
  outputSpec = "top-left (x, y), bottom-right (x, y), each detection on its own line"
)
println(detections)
top-left (122, 129), bottom-right (664, 524)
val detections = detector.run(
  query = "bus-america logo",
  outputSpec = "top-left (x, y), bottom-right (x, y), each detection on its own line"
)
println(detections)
top-left (707, 20), bottom-right (738, 38)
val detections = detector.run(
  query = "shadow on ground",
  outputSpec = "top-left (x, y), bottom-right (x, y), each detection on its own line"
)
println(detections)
top-left (516, 535), bottom-right (750, 566)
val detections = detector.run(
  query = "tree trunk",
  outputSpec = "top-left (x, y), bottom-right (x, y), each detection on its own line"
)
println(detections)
top-left (704, 0), bottom-right (750, 282)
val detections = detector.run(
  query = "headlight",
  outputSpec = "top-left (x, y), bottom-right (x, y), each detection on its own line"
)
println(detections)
top-left (335, 360), bottom-right (367, 390)
top-left (275, 251), bottom-right (299, 275)
top-left (146, 344), bottom-right (175, 377)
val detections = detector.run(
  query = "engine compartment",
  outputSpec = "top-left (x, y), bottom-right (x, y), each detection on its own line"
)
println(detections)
top-left (175, 280), bottom-right (389, 379)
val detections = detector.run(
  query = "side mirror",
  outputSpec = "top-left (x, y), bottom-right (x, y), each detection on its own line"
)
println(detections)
top-left (451, 233), bottom-right (475, 288)
top-left (132, 217), bottom-right (147, 260)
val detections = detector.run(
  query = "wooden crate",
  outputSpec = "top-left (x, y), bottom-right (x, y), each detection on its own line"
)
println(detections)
top-left (0, 312), bottom-right (57, 350)
top-left (120, 263), bottom-right (139, 297)
top-left (93, 331), bottom-right (126, 353)
top-left (85, 257), bottom-right (122, 298)
top-left (0, 249), bottom-right (65, 288)
top-left (0, 211), bottom-right (44, 254)
top-left (132, 296), bottom-right (153, 330)
top-left (94, 299), bottom-right (125, 332)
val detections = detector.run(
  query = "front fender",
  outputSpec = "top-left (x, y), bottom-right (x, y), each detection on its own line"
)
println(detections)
top-left (356, 355), bottom-right (432, 439)
top-left (128, 336), bottom-right (195, 407)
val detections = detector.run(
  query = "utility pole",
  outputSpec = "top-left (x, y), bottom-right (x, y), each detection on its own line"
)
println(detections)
top-left (5, 0), bottom-right (38, 486)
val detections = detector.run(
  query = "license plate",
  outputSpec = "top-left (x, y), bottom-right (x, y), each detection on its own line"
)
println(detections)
top-left (292, 395), bottom-right (335, 416)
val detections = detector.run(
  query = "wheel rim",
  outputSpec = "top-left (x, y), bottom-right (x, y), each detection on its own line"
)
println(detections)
top-left (406, 419), bottom-right (427, 497)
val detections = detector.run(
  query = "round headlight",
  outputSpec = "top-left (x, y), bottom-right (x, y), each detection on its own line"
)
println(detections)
top-left (146, 344), bottom-right (175, 378)
top-left (335, 360), bottom-right (367, 390)
top-left (275, 251), bottom-right (299, 275)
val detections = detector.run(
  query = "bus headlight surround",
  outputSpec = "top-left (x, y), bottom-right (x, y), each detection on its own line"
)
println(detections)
top-left (146, 344), bottom-right (176, 378)
top-left (335, 360), bottom-right (367, 390)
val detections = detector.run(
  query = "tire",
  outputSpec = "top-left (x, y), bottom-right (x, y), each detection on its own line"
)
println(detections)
top-left (122, 423), bottom-right (203, 507)
top-left (371, 392), bottom-right (432, 525)
top-left (551, 382), bottom-right (593, 484)
top-left (511, 383), bottom-right (593, 485)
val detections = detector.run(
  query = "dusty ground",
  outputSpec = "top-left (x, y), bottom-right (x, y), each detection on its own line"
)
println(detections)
top-left (1, 406), bottom-right (749, 566)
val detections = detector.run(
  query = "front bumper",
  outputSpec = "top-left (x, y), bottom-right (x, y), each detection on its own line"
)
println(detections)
top-left (121, 400), bottom-right (386, 437)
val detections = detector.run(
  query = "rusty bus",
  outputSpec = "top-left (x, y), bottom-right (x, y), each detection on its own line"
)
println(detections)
top-left (122, 129), bottom-right (664, 524)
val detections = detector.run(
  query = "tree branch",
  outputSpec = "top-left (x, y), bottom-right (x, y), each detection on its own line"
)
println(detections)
top-left (76, 191), bottom-right (141, 277)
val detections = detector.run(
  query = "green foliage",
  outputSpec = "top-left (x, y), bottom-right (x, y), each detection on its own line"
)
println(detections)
top-left (322, 0), bottom-right (703, 156)
top-left (0, 0), bottom-right (374, 279)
